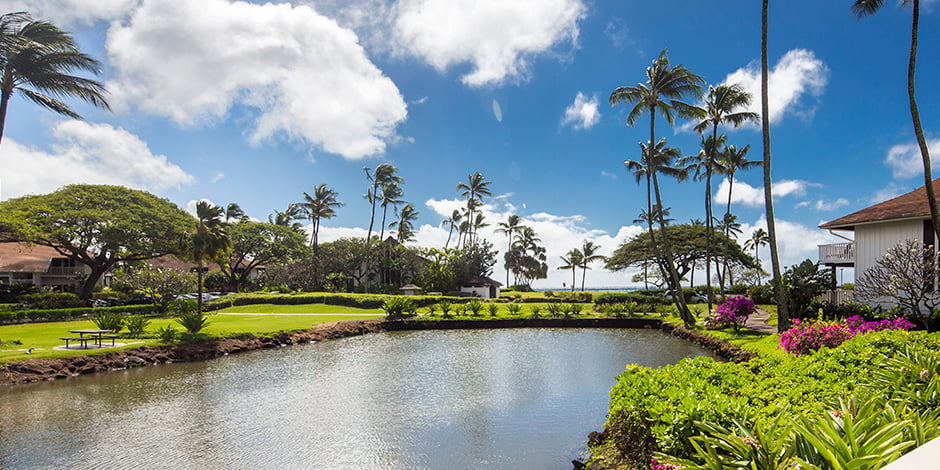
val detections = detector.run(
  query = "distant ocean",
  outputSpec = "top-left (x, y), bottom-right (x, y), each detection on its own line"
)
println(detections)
top-left (533, 287), bottom-right (641, 292)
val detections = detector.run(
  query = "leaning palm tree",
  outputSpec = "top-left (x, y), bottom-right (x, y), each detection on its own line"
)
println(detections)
top-left (716, 213), bottom-right (743, 286)
top-left (378, 181), bottom-right (403, 241)
top-left (579, 240), bottom-right (605, 292)
top-left (364, 164), bottom-right (402, 242)
top-left (852, 0), bottom-right (938, 242)
top-left (441, 209), bottom-right (463, 249)
top-left (190, 201), bottom-right (230, 316)
top-left (558, 249), bottom-right (583, 292)
top-left (456, 172), bottom-right (492, 245)
top-left (224, 203), bottom-right (248, 223)
top-left (744, 228), bottom-right (770, 282)
top-left (301, 184), bottom-right (343, 254)
top-left (762, 0), bottom-right (791, 331)
top-left (611, 49), bottom-right (704, 327)
top-left (0, 12), bottom-right (110, 144)
top-left (390, 203), bottom-right (420, 244)
top-left (496, 214), bottom-right (527, 287)
top-left (268, 203), bottom-right (304, 234)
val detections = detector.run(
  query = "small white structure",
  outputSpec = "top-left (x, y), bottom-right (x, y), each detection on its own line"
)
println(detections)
top-left (459, 276), bottom-right (502, 299)
top-left (399, 284), bottom-right (422, 296)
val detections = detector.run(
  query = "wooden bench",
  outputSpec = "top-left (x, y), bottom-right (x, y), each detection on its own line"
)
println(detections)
top-left (97, 334), bottom-right (119, 346)
top-left (60, 337), bottom-right (95, 348)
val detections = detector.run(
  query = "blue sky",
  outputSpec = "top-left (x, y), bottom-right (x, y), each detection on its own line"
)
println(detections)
top-left (1, 0), bottom-right (938, 288)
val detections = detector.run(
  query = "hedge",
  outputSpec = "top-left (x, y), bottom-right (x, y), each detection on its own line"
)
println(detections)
top-left (0, 304), bottom-right (159, 324)
top-left (594, 292), bottom-right (669, 307)
top-left (203, 292), bottom-right (477, 311)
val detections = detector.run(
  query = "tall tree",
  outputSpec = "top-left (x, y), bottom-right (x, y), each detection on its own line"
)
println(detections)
top-left (441, 209), bottom-right (462, 249)
top-left (378, 180), bottom-right (403, 241)
top-left (189, 201), bottom-right (230, 315)
top-left (224, 203), bottom-right (248, 223)
top-left (611, 48), bottom-right (704, 327)
top-left (390, 203), bottom-right (419, 244)
top-left (744, 228), bottom-right (770, 282)
top-left (719, 144), bottom-right (760, 287)
top-left (0, 12), bottom-right (110, 144)
top-left (558, 248), bottom-right (582, 292)
top-left (0, 184), bottom-right (194, 299)
top-left (221, 221), bottom-right (308, 292)
top-left (301, 184), bottom-right (343, 254)
top-left (268, 203), bottom-right (304, 234)
top-left (691, 83), bottom-right (758, 309)
top-left (364, 164), bottom-right (402, 242)
top-left (762, 0), bottom-right (791, 331)
top-left (456, 172), bottom-right (492, 245)
top-left (496, 214), bottom-right (527, 288)
top-left (852, 0), bottom-right (939, 243)
top-left (579, 240), bottom-right (605, 292)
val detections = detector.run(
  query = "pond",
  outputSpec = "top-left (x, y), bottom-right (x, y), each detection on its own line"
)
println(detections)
top-left (0, 328), bottom-right (718, 469)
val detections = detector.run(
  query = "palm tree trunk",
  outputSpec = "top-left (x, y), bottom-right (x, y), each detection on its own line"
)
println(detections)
top-left (581, 264), bottom-right (587, 292)
top-left (197, 260), bottom-right (204, 316)
top-left (649, 111), bottom-right (693, 327)
top-left (506, 234), bottom-right (512, 288)
top-left (367, 189), bottom-right (377, 242)
top-left (313, 217), bottom-right (320, 255)
top-left (0, 90), bottom-right (10, 145)
top-left (724, 173), bottom-right (737, 289)
top-left (908, 1), bottom-right (940, 244)
top-left (571, 266), bottom-right (576, 292)
top-left (380, 204), bottom-right (388, 241)
top-left (762, 0), bottom-right (790, 331)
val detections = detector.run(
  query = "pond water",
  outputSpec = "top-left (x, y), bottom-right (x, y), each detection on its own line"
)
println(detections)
top-left (0, 328), bottom-right (717, 469)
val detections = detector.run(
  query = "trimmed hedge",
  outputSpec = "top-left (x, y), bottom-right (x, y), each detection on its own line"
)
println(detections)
top-left (0, 304), bottom-right (159, 324)
top-left (203, 292), bottom-right (476, 311)
top-left (594, 292), bottom-right (669, 307)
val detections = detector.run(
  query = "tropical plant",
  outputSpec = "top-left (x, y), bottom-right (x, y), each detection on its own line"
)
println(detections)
top-left (579, 240), bottom-right (605, 291)
top-left (610, 48), bottom-right (704, 328)
top-left (441, 209), bottom-right (463, 249)
top-left (852, 0), bottom-right (939, 248)
top-left (558, 249), bottom-right (583, 292)
top-left (466, 299), bottom-right (484, 316)
top-left (496, 214), bottom-right (528, 287)
top-left (156, 324), bottom-right (179, 343)
top-left (301, 184), bottom-right (343, 253)
top-left (761, 0), bottom-right (791, 332)
top-left (224, 203), bottom-right (248, 223)
top-left (176, 309), bottom-right (209, 335)
top-left (221, 221), bottom-right (308, 292)
top-left (487, 302), bottom-right (499, 316)
top-left (189, 201), bottom-right (230, 315)
top-left (744, 228), bottom-right (770, 283)
top-left (91, 310), bottom-right (124, 333)
top-left (267, 203), bottom-right (304, 234)
top-left (377, 180), bottom-right (403, 241)
top-left (364, 163), bottom-right (402, 242)
top-left (381, 296), bottom-right (416, 319)
top-left (0, 12), bottom-right (110, 144)
top-left (390, 203), bottom-right (419, 244)
top-left (506, 303), bottom-right (522, 315)
top-left (546, 302), bottom-right (562, 318)
top-left (438, 300), bottom-right (453, 317)
top-left (124, 315), bottom-right (151, 338)
top-left (456, 172), bottom-right (492, 245)
top-left (528, 304), bottom-right (541, 317)
top-left (856, 239), bottom-right (940, 330)
top-left (505, 227), bottom-right (548, 287)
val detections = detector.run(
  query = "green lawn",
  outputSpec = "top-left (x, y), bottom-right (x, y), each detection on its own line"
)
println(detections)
top-left (216, 304), bottom-right (385, 314)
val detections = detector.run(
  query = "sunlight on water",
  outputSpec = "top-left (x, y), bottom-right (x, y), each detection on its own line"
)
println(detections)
top-left (0, 328), bottom-right (716, 469)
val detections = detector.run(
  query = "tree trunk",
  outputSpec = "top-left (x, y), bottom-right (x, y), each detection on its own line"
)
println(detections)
top-left (79, 266), bottom-right (107, 300)
top-left (0, 89), bottom-right (10, 145)
top-left (762, 0), bottom-right (790, 331)
top-left (197, 260), bottom-right (205, 316)
top-left (581, 264), bottom-right (587, 292)
top-left (908, 1), bottom-right (940, 242)
top-left (706, 124), bottom-right (718, 310)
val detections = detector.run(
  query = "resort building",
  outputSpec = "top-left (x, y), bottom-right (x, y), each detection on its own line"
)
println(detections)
top-left (0, 242), bottom-right (93, 291)
top-left (459, 275), bottom-right (502, 299)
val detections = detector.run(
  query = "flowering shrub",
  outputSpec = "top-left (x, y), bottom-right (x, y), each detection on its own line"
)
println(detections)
top-left (780, 315), bottom-right (915, 356)
top-left (704, 296), bottom-right (755, 331)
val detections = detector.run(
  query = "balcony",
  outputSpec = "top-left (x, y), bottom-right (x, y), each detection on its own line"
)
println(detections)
top-left (819, 242), bottom-right (855, 266)
top-left (46, 267), bottom-right (82, 276)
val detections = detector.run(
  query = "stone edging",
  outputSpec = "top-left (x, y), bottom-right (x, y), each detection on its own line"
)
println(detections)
top-left (0, 317), bottom-right (755, 387)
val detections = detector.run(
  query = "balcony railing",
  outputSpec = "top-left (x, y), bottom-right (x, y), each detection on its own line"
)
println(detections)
top-left (819, 242), bottom-right (855, 265)
top-left (46, 267), bottom-right (82, 276)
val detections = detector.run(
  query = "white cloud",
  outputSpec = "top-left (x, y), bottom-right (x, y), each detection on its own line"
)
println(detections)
top-left (870, 182), bottom-right (909, 204)
top-left (721, 49), bottom-right (829, 124)
top-left (561, 92), bottom-right (600, 130)
top-left (739, 216), bottom-right (846, 272)
top-left (211, 173), bottom-right (225, 183)
top-left (884, 137), bottom-right (940, 179)
top-left (601, 170), bottom-right (617, 180)
top-left (795, 198), bottom-right (850, 211)
top-left (185, 198), bottom-right (216, 216)
top-left (105, 0), bottom-right (407, 160)
top-left (713, 178), bottom-right (813, 208)
top-left (0, 0), bottom-right (139, 26)
top-left (0, 120), bottom-right (193, 200)
top-left (392, 0), bottom-right (586, 87)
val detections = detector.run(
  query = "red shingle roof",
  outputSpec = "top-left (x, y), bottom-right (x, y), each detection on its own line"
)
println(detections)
top-left (0, 243), bottom-right (64, 272)
top-left (820, 178), bottom-right (940, 230)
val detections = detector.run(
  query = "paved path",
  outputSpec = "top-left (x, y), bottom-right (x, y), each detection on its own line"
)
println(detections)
top-left (745, 308), bottom-right (777, 334)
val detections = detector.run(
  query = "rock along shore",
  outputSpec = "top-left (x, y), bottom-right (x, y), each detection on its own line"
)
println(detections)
top-left (0, 317), bottom-right (755, 387)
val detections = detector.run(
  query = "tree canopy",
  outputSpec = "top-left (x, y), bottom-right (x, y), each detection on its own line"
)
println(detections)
top-left (221, 221), bottom-right (309, 292)
top-left (605, 223), bottom-right (756, 284)
top-left (0, 184), bottom-right (194, 298)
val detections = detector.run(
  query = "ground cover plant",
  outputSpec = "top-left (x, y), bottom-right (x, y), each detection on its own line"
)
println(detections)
top-left (587, 330), bottom-right (940, 469)
top-left (779, 315), bottom-right (915, 356)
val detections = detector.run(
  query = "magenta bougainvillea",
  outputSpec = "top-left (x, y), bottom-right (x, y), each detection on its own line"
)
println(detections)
top-left (779, 315), bottom-right (915, 356)
top-left (704, 296), bottom-right (755, 331)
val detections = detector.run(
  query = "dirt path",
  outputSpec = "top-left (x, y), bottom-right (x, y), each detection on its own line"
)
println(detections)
top-left (745, 308), bottom-right (777, 334)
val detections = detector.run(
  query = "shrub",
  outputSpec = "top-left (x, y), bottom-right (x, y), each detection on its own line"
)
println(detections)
top-left (728, 284), bottom-right (749, 295)
top-left (595, 292), bottom-right (667, 308)
top-left (18, 292), bottom-right (82, 309)
top-left (778, 315), bottom-right (915, 356)
top-left (426, 303), bottom-right (437, 315)
top-left (748, 284), bottom-right (773, 304)
top-left (381, 296), bottom-right (417, 319)
top-left (602, 303), bottom-right (624, 317)
top-left (487, 303), bottom-right (499, 316)
top-left (0, 304), bottom-right (157, 324)
top-left (466, 299), bottom-right (484, 316)
top-left (545, 303), bottom-right (562, 318)
top-left (569, 303), bottom-right (584, 315)
top-left (506, 303), bottom-right (522, 315)
top-left (176, 310), bottom-right (209, 335)
top-left (704, 296), bottom-right (755, 332)
top-left (812, 300), bottom-right (880, 321)
top-left (123, 315), bottom-right (151, 338)
top-left (438, 300), bottom-right (453, 317)
top-left (91, 311), bottom-right (124, 333)
top-left (528, 305), bottom-right (541, 318)
top-left (156, 325), bottom-right (179, 343)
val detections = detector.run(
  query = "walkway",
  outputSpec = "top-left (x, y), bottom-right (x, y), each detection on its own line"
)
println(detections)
top-left (745, 308), bottom-right (776, 334)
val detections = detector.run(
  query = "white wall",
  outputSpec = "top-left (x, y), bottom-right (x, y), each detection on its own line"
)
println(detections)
top-left (855, 219), bottom-right (924, 277)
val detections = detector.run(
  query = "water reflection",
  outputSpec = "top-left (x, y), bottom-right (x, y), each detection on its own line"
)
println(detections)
top-left (0, 328), bottom-right (716, 469)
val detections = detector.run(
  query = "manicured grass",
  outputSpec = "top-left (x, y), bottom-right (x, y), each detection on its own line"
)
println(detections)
top-left (216, 304), bottom-right (385, 314)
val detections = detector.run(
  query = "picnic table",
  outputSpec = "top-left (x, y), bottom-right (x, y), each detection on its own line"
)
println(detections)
top-left (61, 329), bottom-right (118, 349)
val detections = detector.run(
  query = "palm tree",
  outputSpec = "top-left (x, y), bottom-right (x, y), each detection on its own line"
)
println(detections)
top-left (762, 0), bottom-right (791, 331)
top-left (852, 0), bottom-right (939, 243)
top-left (716, 213), bottom-right (743, 286)
top-left (0, 12), bottom-right (110, 144)
top-left (190, 201), bottom-right (230, 315)
top-left (720, 144), bottom-right (760, 222)
top-left (691, 83), bottom-right (758, 309)
top-left (268, 203), bottom-right (304, 234)
top-left (496, 214), bottom-right (527, 287)
top-left (441, 209), bottom-right (463, 249)
top-left (579, 240), bottom-right (605, 292)
top-left (378, 181), bottom-right (403, 241)
top-left (390, 203), bottom-right (419, 244)
top-left (744, 228), bottom-right (770, 282)
top-left (558, 248), bottom-right (583, 292)
top-left (301, 184), bottom-right (343, 254)
top-left (224, 203), bottom-right (248, 223)
top-left (364, 164), bottom-right (402, 242)
top-left (456, 172), bottom-right (492, 245)
top-left (611, 49), bottom-right (704, 327)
